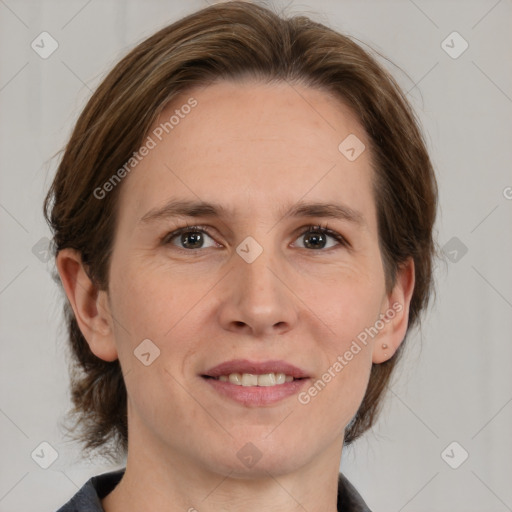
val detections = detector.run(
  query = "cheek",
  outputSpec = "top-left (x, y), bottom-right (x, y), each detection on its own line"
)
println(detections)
top-left (299, 342), bottom-right (373, 432)
top-left (110, 260), bottom-right (210, 343)
top-left (108, 262), bottom-right (212, 410)
top-left (300, 274), bottom-right (382, 419)
top-left (311, 271), bottom-right (385, 342)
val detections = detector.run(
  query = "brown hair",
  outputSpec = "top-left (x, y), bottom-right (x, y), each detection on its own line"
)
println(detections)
top-left (44, 0), bottom-right (437, 460)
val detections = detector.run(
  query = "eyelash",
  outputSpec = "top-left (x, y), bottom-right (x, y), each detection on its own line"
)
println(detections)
top-left (161, 222), bottom-right (349, 252)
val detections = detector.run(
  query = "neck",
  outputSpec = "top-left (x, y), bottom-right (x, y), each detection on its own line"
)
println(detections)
top-left (102, 429), bottom-right (343, 512)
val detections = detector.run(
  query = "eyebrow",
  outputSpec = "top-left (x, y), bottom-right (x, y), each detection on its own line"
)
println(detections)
top-left (139, 198), bottom-right (365, 226)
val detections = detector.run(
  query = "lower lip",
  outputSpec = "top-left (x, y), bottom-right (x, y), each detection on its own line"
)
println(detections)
top-left (202, 376), bottom-right (310, 406)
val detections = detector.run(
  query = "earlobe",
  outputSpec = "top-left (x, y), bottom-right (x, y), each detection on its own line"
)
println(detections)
top-left (372, 258), bottom-right (415, 364)
top-left (56, 248), bottom-right (118, 362)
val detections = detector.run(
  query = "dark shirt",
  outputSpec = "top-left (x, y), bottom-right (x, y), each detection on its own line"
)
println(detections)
top-left (56, 468), bottom-right (371, 511)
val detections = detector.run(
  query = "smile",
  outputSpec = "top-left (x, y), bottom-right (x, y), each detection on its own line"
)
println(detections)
top-left (201, 374), bottom-right (310, 406)
top-left (206, 372), bottom-right (299, 386)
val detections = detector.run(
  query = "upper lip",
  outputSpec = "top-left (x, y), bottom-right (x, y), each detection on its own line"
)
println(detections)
top-left (203, 359), bottom-right (310, 379)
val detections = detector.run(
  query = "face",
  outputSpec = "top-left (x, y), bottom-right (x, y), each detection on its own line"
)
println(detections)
top-left (90, 80), bottom-right (409, 477)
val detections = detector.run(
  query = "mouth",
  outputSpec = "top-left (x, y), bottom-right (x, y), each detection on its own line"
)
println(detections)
top-left (201, 373), bottom-right (307, 386)
top-left (201, 375), bottom-right (310, 406)
top-left (203, 358), bottom-right (310, 380)
top-left (200, 359), bottom-right (311, 406)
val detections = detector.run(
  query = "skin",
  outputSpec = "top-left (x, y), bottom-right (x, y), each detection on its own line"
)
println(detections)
top-left (57, 79), bottom-right (414, 512)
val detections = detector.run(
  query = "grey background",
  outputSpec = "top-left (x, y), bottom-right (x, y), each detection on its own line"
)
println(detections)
top-left (1, 1), bottom-right (511, 511)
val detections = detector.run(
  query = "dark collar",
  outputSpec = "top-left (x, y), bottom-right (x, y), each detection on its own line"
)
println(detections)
top-left (56, 468), bottom-right (371, 512)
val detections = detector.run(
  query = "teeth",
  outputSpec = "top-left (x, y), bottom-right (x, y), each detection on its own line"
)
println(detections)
top-left (216, 373), bottom-right (296, 386)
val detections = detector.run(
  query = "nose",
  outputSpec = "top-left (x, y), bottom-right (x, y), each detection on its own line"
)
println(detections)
top-left (216, 244), bottom-right (299, 337)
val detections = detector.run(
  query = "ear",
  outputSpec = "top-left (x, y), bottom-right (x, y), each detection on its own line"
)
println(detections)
top-left (56, 248), bottom-right (118, 362)
top-left (372, 257), bottom-right (415, 364)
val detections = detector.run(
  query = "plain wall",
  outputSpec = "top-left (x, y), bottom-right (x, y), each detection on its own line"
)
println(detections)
top-left (0, 1), bottom-right (511, 511)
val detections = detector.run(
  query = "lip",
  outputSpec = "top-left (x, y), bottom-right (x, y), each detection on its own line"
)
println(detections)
top-left (202, 376), bottom-right (310, 406)
top-left (202, 359), bottom-right (310, 379)
top-left (201, 359), bottom-right (311, 407)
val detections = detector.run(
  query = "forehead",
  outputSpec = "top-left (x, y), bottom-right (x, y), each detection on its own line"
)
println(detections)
top-left (116, 79), bottom-right (376, 229)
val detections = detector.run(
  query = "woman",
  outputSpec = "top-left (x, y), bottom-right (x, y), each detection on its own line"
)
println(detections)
top-left (45, 2), bottom-right (437, 511)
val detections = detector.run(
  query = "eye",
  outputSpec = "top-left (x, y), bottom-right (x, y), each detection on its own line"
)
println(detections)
top-left (161, 223), bottom-right (349, 252)
top-left (293, 224), bottom-right (348, 250)
top-left (162, 224), bottom-right (219, 250)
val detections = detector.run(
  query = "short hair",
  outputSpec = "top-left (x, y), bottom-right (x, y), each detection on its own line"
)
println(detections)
top-left (44, 0), bottom-right (437, 459)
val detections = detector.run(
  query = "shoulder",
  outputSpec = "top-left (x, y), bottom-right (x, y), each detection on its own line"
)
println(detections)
top-left (55, 469), bottom-right (125, 512)
top-left (337, 472), bottom-right (372, 512)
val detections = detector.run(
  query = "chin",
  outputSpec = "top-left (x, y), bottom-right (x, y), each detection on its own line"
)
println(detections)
top-left (201, 434), bottom-right (313, 479)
